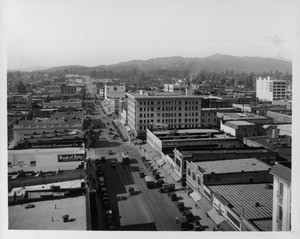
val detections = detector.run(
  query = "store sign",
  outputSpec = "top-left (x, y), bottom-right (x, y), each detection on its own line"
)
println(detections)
top-left (58, 154), bottom-right (84, 162)
top-left (32, 143), bottom-right (81, 148)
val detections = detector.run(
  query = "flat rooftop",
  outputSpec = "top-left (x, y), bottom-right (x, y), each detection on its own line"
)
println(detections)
top-left (247, 136), bottom-right (291, 161)
top-left (194, 158), bottom-right (271, 174)
top-left (208, 184), bottom-right (273, 231)
top-left (153, 128), bottom-right (220, 136)
top-left (9, 195), bottom-right (86, 230)
top-left (8, 147), bottom-right (84, 155)
top-left (219, 112), bottom-right (268, 119)
top-left (9, 179), bottom-right (84, 197)
top-left (127, 92), bottom-right (203, 99)
top-left (225, 120), bottom-right (254, 126)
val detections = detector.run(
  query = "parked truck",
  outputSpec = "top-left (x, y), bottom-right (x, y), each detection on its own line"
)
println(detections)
top-left (144, 175), bottom-right (155, 188)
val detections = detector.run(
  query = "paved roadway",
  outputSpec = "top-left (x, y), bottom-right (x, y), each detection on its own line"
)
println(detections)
top-left (87, 102), bottom-right (182, 231)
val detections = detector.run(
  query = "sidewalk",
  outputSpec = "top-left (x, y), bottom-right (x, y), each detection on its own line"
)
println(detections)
top-left (135, 144), bottom-right (217, 231)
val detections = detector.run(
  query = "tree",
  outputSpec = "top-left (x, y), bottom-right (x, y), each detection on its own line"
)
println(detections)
top-left (16, 81), bottom-right (26, 94)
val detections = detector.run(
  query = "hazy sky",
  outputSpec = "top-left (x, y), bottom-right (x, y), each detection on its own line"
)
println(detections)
top-left (4, 0), bottom-right (300, 69)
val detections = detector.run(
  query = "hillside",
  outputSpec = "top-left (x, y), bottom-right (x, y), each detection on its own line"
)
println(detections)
top-left (39, 54), bottom-right (292, 74)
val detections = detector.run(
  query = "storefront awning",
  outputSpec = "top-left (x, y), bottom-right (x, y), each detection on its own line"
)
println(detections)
top-left (170, 172), bottom-right (181, 182)
top-left (219, 220), bottom-right (235, 231)
top-left (153, 155), bottom-right (160, 161)
top-left (162, 164), bottom-right (171, 171)
top-left (157, 159), bottom-right (166, 167)
top-left (207, 208), bottom-right (225, 225)
top-left (166, 168), bottom-right (174, 175)
top-left (125, 126), bottom-right (131, 132)
top-left (190, 191), bottom-right (202, 203)
top-left (150, 151), bottom-right (157, 157)
top-left (120, 118), bottom-right (126, 125)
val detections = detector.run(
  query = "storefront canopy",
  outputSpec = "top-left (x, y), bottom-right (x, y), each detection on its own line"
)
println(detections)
top-left (190, 191), bottom-right (202, 203)
top-left (157, 159), bottom-right (166, 167)
top-left (120, 118), bottom-right (126, 125)
top-left (153, 155), bottom-right (160, 161)
top-left (162, 164), bottom-right (171, 171)
top-left (170, 172), bottom-right (181, 182)
top-left (207, 208), bottom-right (225, 225)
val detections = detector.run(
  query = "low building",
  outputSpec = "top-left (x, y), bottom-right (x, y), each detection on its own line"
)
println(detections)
top-left (217, 112), bottom-right (274, 125)
top-left (232, 103), bottom-right (286, 115)
top-left (266, 110), bottom-right (292, 123)
top-left (201, 108), bottom-right (241, 127)
top-left (173, 147), bottom-right (277, 180)
top-left (8, 179), bottom-right (86, 230)
top-left (206, 183), bottom-right (273, 231)
top-left (43, 100), bottom-right (82, 109)
top-left (61, 84), bottom-right (77, 96)
top-left (104, 83), bottom-right (126, 99)
top-left (146, 128), bottom-right (243, 183)
top-left (220, 120), bottom-right (264, 139)
top-left (186, 158), bottom-right (272, 194)
top-left (7, 94), bottom-right (32, 112)
top-left (269, 162), bottom-right (291, 231)
top-left (8, 147), bottom-right (85, 172)
top-left (243, 135), bottom-right (291, 162)
top-left (12, 119), bottom-right (83, 147)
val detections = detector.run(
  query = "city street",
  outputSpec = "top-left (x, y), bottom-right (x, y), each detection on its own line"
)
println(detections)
top-left (86, 97), bottom-right (182, 231)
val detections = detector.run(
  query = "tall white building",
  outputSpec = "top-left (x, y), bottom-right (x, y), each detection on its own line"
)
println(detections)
top-left (104, 84), bottom-right (126, 99)
top-left (269, 162), bottom-right (291, 231)
top-left (256, 77), bottom-right (286, 101)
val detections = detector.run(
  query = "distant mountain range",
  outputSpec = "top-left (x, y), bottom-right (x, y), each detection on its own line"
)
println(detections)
top-left (14, 54), bottom-right (292, 74)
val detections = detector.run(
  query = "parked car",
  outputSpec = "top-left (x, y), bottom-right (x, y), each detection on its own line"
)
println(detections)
top-left (111, 160), bottom-right (116, 168)
top-left (185, 210), bottom-right (194, 222)
top-left (193, 221), bottom-right (203, 231)
top-left (177, 202), bottom-right (185, 212)
top-left (175, 217), bottom-right (194, 231)
top-left (108, 150), bottom-right (114, 155)
top-left (128, 187), bottom-right (135, 196)
top-left (170, 192), bottom-right (177, 201)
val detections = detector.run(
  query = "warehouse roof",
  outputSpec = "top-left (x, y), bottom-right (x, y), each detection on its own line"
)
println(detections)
top-left (208, 183), bottom-right (273, 230)
top-left (194, 158), bottom-right (271, 174)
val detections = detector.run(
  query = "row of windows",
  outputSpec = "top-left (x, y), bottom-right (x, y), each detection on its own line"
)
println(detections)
top-left (138, 100), bottom-right (200, 106)
top-left (139, 112), bottom-right (199, 118)
top-left (139, 117), bottom-right (200, 124)
top-left (139, 106), bottom-right (199, 112)
top-left (137, 124), bottom-right (201, 131)
top-left (187, 167), bottom-right (202, 186)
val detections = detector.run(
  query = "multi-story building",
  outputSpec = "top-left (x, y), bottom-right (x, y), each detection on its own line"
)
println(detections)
top-left (61, 84), bottom-right (77, 96)
top-left (163, 80), bottom-right (190, 94)
top-left (217, 112), bottom-right (274, 125)
top-left (126, 91), bottom-right (203, 138)
top-left (201, 108), bottom-right (241, 127)
top-left (7, 94), bottom-right (32, 112)
top-left (104, 84), bottom-right (126, 99)
top-left (266, 110), bottom-right (292, 124)
top-left (42, 100), bottom-right (82, 109)
top-left (256, 77), bottom-right (286, 101)
top-left (269, 162), bottom-right (291, 231)
top-left (12, 119), bottom-right (83, 148)
top-left (220, 120), bottom-right (264, 138)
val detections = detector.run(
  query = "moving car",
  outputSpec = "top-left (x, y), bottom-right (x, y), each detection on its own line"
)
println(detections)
top-left (111, 160), bottom-right (116, 168)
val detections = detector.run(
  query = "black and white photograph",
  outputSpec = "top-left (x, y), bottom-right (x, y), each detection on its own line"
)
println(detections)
top-left (0, 0), bottom-right (299, 238)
